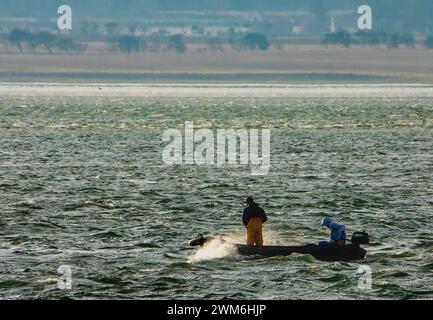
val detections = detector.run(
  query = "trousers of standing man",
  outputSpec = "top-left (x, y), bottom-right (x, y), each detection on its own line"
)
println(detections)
top-left (246, 217), bottom-right (264, 246)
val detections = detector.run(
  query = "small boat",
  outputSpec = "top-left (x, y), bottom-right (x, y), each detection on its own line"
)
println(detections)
top-left (189, 232), bottom-right (369, 262)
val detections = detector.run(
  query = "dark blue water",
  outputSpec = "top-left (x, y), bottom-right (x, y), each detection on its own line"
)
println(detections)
top-left (0, 87), bottom-right (432, 299)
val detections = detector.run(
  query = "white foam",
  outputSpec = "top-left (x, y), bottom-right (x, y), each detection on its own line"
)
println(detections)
top-left (188, 237), bottom-right (238, 263)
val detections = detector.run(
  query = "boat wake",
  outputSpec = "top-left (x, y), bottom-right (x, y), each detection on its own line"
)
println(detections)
top-left (188, 237), bottom-right (238, 263)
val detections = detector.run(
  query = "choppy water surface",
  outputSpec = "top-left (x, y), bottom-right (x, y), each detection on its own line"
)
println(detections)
top-left (0, 84), bottom-right (432, 299)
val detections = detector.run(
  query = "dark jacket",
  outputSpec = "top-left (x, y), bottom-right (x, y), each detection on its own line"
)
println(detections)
top-left (242, 202), bottom-right (267, 227)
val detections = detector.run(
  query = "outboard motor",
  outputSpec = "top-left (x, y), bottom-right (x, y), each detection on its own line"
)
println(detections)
top-left (189, 234), bottom-right (209, 246)
top-left (350, 231), bottom-right (369, 246)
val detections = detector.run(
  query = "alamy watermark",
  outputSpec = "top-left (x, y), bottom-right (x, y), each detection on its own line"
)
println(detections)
top-left (57, 5), bottom-right (72, 31)
top-left (162, 122), bottom-right (271, 175)
top-left (57, 265), bottom-right (72, 290)
top-left (357, 265), bottom-right (372, 291)
top-left (357, 5), bottom-right (373, 30)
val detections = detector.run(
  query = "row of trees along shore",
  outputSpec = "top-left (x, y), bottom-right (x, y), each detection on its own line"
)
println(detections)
top-left (7, 28), bottom-right (270, 53)
top-left (4, 28), bottom-right (433, 54)
top-left (323, 30), bottom-right (433, 49)
top-left (4, 28), bottom-right (269, 53)
top-left (7, 28), bottom-right (87, 53)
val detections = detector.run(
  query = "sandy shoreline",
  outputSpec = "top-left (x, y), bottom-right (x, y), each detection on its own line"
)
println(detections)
top-left (2, 83), bottom-right (433, 98)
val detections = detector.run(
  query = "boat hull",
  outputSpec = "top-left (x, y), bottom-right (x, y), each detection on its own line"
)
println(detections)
top-left (234, 243), bottom-right (366, 262)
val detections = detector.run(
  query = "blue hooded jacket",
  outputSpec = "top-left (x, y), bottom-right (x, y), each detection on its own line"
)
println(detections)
top-left (322, 217), bottom-right (346, 242)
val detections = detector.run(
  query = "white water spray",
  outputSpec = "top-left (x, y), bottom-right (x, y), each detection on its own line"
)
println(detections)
top-left (187, 229), bottom-right (303, 263)
top-left (188, 237), bottom-right (238, 263)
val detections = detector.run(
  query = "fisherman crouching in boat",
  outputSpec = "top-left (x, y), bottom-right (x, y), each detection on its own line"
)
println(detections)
top-left (242, 196), bottom-right (267, 246)
top-left (319, 216), bottom-right (346, 246)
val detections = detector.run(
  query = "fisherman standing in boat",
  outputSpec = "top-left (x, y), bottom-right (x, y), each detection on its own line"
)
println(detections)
top-left (242, 196), bottom-right (267, 246)
top-left (319, 216), bottom-right (346, 246)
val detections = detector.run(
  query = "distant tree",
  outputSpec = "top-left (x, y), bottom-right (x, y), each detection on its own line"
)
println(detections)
top-left (323, 30), bottom-right (352, 48)
top-left (355, 30), bottom-right (382, 47)
top-left (36, 31), bottom-right (56, 53)
top-left (339, 30), bottom-right (351, 48)
top-left (55, 36), bottom-right (86, 53)
top-left (399, 33), bottom-right (415, 48)
top-left (118, 35), bottom-right (141, 53)
top-left (386, 33), bottom-right (400, 49)
top-left (0, 30), bottom-right (8, 52)
top-left (241, 33), bottom-right (269, 51)
top-left (167, 34), bottom-right (185, 53)
top-left (26, 32), bottom-right (39, 52)
top-left (378, 32), bottom-right (390, 45)
top-left (425, 35), bottom-right (433, 48)
top-left (55, 36), bottom-right (75, 52)
top-left (8, 28), bottom-right (30, 52)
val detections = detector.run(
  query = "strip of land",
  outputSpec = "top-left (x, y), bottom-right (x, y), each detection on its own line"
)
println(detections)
top-left (2, 83), bottom-right (433, 98)
top-left (1, 45), bottom-right (433, 83)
